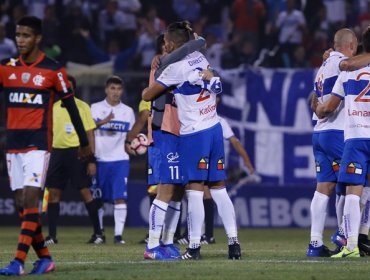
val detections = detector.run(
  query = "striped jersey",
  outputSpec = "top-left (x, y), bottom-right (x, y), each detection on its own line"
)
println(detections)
top-left (0, 53), bottom-right (73, 152)
top-left (313, 51), bottom-right (347, 132)
top-left (91, 99), bottom-right (135, 161)
top-left (332, 67), bottom-right (370, 140)
top-left (156, 51), bottom-right (219, 135)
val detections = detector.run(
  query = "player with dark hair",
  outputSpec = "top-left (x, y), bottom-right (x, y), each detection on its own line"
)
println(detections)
top-left (44, 75), bottom-right (104, 246)
top-left (138, 30), bottom-right (206, 260)
top-left (0, 16), bottom-right (92, 275)
top-left (143, 21), bottom-right (241, 260)
top-left (91, 75), bottom-right (135, 244)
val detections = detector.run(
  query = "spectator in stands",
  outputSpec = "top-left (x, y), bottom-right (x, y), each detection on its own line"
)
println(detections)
top-left (0, 23), bottom-right (17, 61)
top-left (60, 4), bottom-right (93, 64)
top-left (79, 29), bottom-right (138, 73)
top-left (42, 5), bottom-right (62, 60)
top-left (116, 0), bottom-right (142, 49)
top-left (172, 0), bottom-right (201, 23)
top-left (275, 0), bottom-right (307, 68)
top-left (323, 0), bottom-right (346, 34)
top-left (231, 0), bottom-right (266, 57)
top-left (5, 4), bottom-right (27, 40)
top-left (98, 0), bottom-right (126, 47)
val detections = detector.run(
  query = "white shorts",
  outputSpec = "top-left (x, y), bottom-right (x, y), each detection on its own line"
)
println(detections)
top-left (6, 150), bottom-right (50, 191)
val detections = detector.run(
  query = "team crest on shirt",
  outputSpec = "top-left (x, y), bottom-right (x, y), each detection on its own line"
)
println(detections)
top-left (217, 159), bottom-right (224, 170)
top-left (315, 161), bottom-right (321, 173)
top-left (33, 74), bottom-right (45, 86)
top-left (331, 159), bottom-right (340, 172)
top-left (6, 58), bottom-right (18, 66)
top-left (197, 158), bottom-right (209, 170)
top-left (21, 72), bottom-right (31, 83)
top-left (29, 172), bottom-right (40, 183)
top-left (346, 162), bottom-right (363, 175)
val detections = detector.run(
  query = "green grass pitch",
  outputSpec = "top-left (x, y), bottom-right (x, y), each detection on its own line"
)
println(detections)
top-left (1, 227), bottom-right (370, 279)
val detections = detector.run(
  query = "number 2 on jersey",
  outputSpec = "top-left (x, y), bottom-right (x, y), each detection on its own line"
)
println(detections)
top-left (355, 72), bottom-right (370, 102)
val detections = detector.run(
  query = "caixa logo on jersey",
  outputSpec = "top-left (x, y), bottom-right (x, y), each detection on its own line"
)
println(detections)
top-left (9, 92), bottom-right (43, 104)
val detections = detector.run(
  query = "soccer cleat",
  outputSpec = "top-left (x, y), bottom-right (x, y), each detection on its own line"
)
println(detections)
top-left (358, 234), bottom-right (370, 255)
top-left (162, 244), bottom-right (180, 259)
top-left (0, 260), bottom-right (25, 276)
top-left (331, 246), bottom-right (361, 258)
top-left (87, 234), bottom-right (105, 244)
top-left (331, 230), bottom-right (347, 248)
top-left (200, 234), bottom-right (216, 245)
top-left (181, 247), bottom-right (201, 260)
top-left (176, 234), bottom-right (189, 245)
top-left (228, 242), bottom-right (241, 260)
top-left (29, 258), bottom-right (55, 275)
top-left (114, 235), bottom-right (126, 245)
top-left (44, 236), bottom-right (58, 246)
top-left (144, 245), bottom-right (172, 260)
top-left (306, 244), bottom-right (334, 257)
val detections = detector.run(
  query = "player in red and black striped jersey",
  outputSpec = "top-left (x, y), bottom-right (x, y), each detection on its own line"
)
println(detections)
top-left (0, 16), bottom-right (92, 276)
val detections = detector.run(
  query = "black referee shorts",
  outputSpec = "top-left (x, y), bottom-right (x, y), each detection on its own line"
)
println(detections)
top-left (45, 147), bottom-right (91, 190)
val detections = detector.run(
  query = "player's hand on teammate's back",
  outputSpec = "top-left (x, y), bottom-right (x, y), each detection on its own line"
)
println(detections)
top-left (323, 48), bottom-right (333, 61)
top-left (79, 144), bottom-right (93, 161)
top-left (199, 69), bottom-right (214, 80)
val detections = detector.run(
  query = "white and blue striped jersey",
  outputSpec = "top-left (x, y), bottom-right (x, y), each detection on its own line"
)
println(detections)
top-left (332, 67), bottom-right (370, 140)
top-left (313, 51), bottom-right (347, 132)
top-left (156, 51), bottom-right (220, 135)
top-left (91, 99), bottom-right (135, 161)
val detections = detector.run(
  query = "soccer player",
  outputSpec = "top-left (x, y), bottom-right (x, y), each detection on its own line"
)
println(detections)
top-left (0, 16), bottom-right (92, 276)
top-left (314, 26), bottom-right (370, 258)
top-left (143, 21), bottom-right (241, 260)
top-left (140, 34), bottom-right (206, 260)
top-left (44, 75), bottom-right (104, 245)
top-left (91, 76), bottom-right (135, 244)
top-left (308, 28), bottom-right (370, 257)
top-left (178, 115), bottom-right (257, 245)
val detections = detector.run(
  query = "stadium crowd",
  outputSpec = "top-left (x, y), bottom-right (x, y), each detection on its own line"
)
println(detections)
top-left (1, 0), bottom-right (370, 70)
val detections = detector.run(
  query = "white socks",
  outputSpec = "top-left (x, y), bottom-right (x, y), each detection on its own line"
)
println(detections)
top-left (114, 204), bottom-right (127, 237)
top-left (186, 190), bottom-right (204, 249)
top-left (98, 207), bottom-right (104, 231)
top-left (344, 194), bottom-right (361, 251)
top-left (147, 199), bottom-right (168, 249)
top-left (210, 188), bottom-right (238, 239)
top-left (310, 191), bottom-right (329, 247)
top-left (162, 201), bottom-right (181, 245)
top-left (360, 188), bottom-right (370, 235)
top-left (335, 194), bottom-right (345, 235)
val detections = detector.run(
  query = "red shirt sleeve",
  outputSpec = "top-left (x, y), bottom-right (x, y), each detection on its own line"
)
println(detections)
top-left (53, 67), bottom-right (74, 99)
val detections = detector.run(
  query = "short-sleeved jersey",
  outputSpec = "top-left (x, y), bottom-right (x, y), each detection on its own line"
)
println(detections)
top-left (219, 116), bottom-right (234, 139)
top-left (0, 53), bottom-right (73, 152)
top-left (332, 67), bottom-right (370, 140)
top-left (156, 51), bottom-right (219, 135)
top-left (91, 99), bottom-right (135, 162)
top-left (52, 98), bottom-right (96, 149)
top-left (313, 51), bottom-right (346, 132)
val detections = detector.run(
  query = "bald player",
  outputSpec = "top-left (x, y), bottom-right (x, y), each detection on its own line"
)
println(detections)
top-left (307, 28), bottom-right (370, 257)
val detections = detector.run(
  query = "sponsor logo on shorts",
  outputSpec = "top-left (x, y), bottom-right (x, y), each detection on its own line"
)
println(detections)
top-left (217, 159), bottom-right (224, 170)
top-left (148, 165), bottom-right (153, 175)
top-left (167, 152), bottom-right (179, 163)
top-left (198, 158), bottom-right (209, 170)
top-left (332, 159), bottom-right (340, 172)
top-left (346, 162), bottom-right (362, 175)
top-left (30, 172), bottom-right (40, 183)
top-left (315, 161), bottom-right (320, 173)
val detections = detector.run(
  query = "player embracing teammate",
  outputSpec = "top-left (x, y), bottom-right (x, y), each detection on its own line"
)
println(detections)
top-left (143, 21), bottom-right (240, 260)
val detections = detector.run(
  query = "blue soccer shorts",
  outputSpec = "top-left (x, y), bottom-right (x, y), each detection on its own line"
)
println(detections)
top-left (338, 139), bottom-right (370, 187)
top-left (180, 123), bottom-right (226, 182)
top-left (97, 160), bottom-right (129, 202)
top-left (148, 130), bottom-right (183, 185)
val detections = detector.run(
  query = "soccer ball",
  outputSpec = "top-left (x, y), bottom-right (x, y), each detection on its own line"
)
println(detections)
top-left (130, 133), bottom-right (148, 155)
